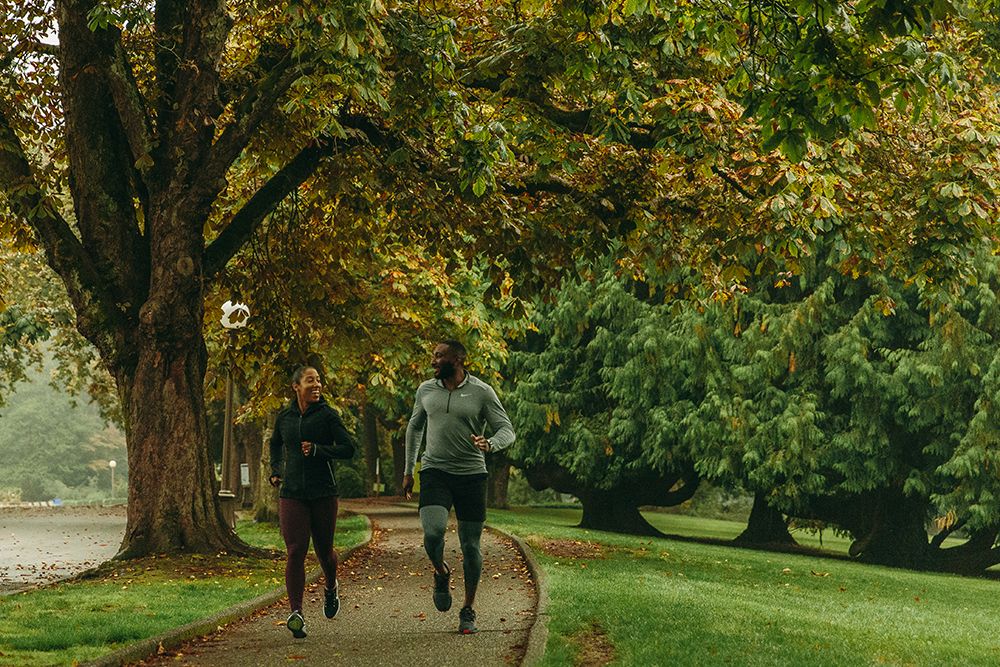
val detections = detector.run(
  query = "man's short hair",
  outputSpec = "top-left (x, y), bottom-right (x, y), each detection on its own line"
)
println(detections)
top-left (440, 339), bottom-right (467, 360)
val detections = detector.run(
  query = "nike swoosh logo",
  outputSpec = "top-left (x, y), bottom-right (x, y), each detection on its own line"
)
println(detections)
top-left (460, 393), bottom-right (471, 397)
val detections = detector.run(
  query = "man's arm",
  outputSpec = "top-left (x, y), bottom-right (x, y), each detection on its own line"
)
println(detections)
top-left (482, 385), bottom-right (515, 451)
top-left (404, 386), bottom-right (428, 475)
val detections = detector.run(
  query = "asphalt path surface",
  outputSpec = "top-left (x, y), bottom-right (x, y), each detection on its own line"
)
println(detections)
top-left (137, 502), bottom-right (538, 667)
top-left (0, 505), bottom-right (125, 594)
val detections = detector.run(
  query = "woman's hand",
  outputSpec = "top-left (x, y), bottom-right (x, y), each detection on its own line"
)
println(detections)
top-left (268, 475), bottom-right (281, 488)
top-left (301, 441), bottom-right (315, 456)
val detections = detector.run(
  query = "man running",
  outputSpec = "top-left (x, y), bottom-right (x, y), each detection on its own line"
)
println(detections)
top-left (402, 340), bottom-right (516, 634)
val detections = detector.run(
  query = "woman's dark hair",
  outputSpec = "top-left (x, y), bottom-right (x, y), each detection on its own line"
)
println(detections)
top-left (291, 366), bottom-right (317, 384)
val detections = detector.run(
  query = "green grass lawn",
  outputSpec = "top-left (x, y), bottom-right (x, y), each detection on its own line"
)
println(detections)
top-left (0, 513), bottom-right (367, 667)
top-left (490, 507), bottom-right (1000, 667)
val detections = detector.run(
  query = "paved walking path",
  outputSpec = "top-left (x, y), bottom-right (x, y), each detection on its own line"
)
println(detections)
top-left (136, 501), bottom-right (538, 667)
top-left (0, 505), bottom-right (125, 594)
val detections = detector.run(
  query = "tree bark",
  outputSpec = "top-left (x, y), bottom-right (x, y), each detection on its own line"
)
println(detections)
top-left (486, 451), bottom-right (511, 509)
top-left (846, 495), bottom-right (932, 568)
top-left (930, 528), bottom-right (1000, 575)
top-left (734, 493), bottom-right (796, 546)
top-left (578, 490), bottom-right (661, 536)
top-left (520, 461), bottom-right (665, 536)
top-left (116, 333), bottom-right (246, 557)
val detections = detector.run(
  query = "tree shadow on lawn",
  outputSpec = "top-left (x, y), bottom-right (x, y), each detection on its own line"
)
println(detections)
top-left (552, 523), bottom-right (1000, 580)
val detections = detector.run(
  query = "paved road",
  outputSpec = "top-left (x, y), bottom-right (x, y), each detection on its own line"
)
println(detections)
top-left (138, 502), bottom-right (538, 667)
top-left (0, 505), bottom-right (125, 594)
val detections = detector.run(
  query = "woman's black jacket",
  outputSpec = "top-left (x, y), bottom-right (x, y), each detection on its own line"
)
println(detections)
top-left (269, 397), bottom-right (356, 499)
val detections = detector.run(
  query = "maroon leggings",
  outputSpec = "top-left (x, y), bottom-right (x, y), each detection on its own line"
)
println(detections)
top-left (279, 496), bottom-right (339, 612)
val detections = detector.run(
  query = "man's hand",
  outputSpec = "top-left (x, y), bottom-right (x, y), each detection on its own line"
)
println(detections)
top-left (268, 475), bottom-right (281, 488)
top-left (471, 434), bottom-right (491, 452)
top-left (301, 440), bottom-right (314, 456)
top-left (402, 474), bottom-right (414, 500)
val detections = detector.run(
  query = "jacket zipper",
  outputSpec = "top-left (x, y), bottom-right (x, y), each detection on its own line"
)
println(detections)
top-left (298, 412), bottom-right (305, 489)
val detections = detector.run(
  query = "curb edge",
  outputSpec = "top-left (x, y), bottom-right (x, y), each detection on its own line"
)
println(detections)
top-left (486, 524), bottom-right (549, 667)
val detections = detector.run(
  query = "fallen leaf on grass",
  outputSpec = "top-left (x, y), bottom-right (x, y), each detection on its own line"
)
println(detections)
top-left (810, 571), bottom-right (830, 577)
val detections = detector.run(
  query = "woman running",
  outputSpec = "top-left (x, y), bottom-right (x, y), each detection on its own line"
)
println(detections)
top-left (269, 365), bottom-right (356, 638)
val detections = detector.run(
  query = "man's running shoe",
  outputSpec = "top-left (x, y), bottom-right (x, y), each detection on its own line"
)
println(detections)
top-left (286, 610), bottom-right (306, 638)
top-left (458, 606), bottom-right (478, 634)
top-left (433, 564), bottom-right (452, 612)
top-left (324, 583), bottom-right (340, 619)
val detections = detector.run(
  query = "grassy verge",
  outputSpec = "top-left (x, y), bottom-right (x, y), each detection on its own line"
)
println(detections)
top-left (0, 514), bottom-right (367, 667)
top-left (490, 507), bottom-right (1000, 667)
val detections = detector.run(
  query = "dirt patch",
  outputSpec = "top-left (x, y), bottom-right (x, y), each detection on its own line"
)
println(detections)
top-left (533, 538), bottom-right (606, 560)
top-left (570, 620), bottom-right (616, 666)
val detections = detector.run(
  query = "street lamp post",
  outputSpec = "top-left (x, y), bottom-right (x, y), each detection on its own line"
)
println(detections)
top-left (218, 300), bottom-right (250, 529)
top-left (109, 459), bottom-right (117, 497)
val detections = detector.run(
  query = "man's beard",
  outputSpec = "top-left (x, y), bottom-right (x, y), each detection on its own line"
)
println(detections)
top-left (434, 361), bottom-right (456, 379)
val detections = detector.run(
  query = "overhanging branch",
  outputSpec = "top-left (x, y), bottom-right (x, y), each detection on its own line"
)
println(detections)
top-left (0, 41), bottom-right (59, 72)
top-left (196, 54), bottom-right (303, 198)
top-left (203, 131), bottom-right (368, 280)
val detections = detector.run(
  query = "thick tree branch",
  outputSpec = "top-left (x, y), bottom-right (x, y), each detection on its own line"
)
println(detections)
top-left (203, 131), bottom-right (368, 280)
top-left (57, 0), bottom-right (148, 313)
top-left (0, 105), bottom-right (125, 359)
top-left (462, 71), bottom-right (657, 149)
top-left (153, 0), bottom-right (185, 139)
top-left (711, 165), bottom-right (755, 200)
top-left (107, 39), bottom-right (155, 189)
top-left (0, 41), bottom-right (59, 72)
top-left (639, 470), bottom-right (701, 506)
top-left (196, 55), bottom-right (301, 196)
top-left (154, 0), bottom-right (233, 214)
top-left (930, 518), bottom-right (966, 549)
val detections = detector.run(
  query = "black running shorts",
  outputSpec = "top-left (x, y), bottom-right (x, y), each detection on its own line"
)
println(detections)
top-left (418, 468), bottom-right (488, 522)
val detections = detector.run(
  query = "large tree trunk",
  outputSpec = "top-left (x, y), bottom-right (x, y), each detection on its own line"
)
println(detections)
top-left (578, 490), bottom-right (661, 536)
top-left (117, 333), bottom-right (247, 557)
top-left (734, 493), bottom-right (796, 546)
top-left (797, 490), bottom-right (1000, 573)
top-left (846, 495), bottom-right (931, 568)
top-left (519, 461), bottom-right (697, 536)
top-left (486, 451), bottom-right (511, 509)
